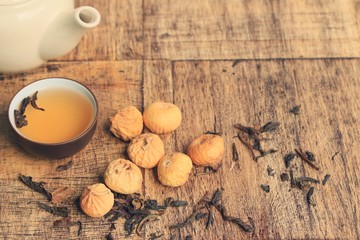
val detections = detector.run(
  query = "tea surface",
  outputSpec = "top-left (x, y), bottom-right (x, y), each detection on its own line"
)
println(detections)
top-left (18, 88), bottom-right (93, 143)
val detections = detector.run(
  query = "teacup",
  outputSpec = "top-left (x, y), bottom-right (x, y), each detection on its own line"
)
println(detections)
top-left (7, 77), bottom-right (98, 159)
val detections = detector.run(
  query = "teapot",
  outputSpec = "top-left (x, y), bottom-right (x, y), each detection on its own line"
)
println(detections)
top-left (0, 0), bottom-right (101, 73)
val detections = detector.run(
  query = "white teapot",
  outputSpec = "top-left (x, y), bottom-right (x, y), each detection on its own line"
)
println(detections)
top-left (0, 0), bottom-right (101, 73)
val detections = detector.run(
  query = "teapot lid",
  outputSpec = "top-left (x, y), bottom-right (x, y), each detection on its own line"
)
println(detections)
top-left (0, 0), bottom-right (29, 5)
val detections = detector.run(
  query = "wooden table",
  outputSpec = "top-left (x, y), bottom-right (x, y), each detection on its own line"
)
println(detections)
top-left (1, 0), bottom-right (359, 239)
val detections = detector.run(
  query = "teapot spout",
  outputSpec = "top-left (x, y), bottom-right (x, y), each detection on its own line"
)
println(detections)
top-left (40, 6), bottom-right (101, 60)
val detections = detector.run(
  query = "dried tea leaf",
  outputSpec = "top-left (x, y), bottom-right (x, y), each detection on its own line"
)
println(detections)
top-left (56, 160), bottom-right (73, 172)
top-left (105, 232), bottom-right (114, 240)
top-left (295, 176), bottom-right (320, 184)
top-left (255, 149), bottom-right (277, 161)
top-left (322, 174), bottom-right (331, 186)
top-left (195, 212), bottom-right (208, 221)
top-left (37, 202), bottom-right (69, 217)
top-left (294, 149), bottom-right (320, 171)
top-left (260, 121), bottom-right (280, 133)
top-left (206, 210), bottom-right (214, 229)
top-left (213, 203), bottom-right (253, 232)
top-left (260, 184), bottom-right (270, 193)
top-left (280, 173), bottom-right (289, 182)
top-left (203, 131), bottom-right (222, 135)
top-left (76, 221), bottom-right (83, 236)
top-left (19, 174), bottom-right (52, 201)
top-left (169, 212), bottom-right (197, 229)
top-left (305, 151), bottom-right (316, 161)
top-left (170, 200), bottom-right (188, 207)
top-left (135, 214), bottom-right (160, 236)
top-left (331, 151), bottom-right (340, 161)
top-left (267, 166), bottom-right (275, 176)
top-left (232, 143), bottom-right (239, 162)
top-left (14, 96), bottom-right (31, 128)
top-left (149, 233), bottom-right (165, 240)
top-left (307, 187), bottom-right (316, 206)
top-left (284, 153), bottom-right (296, 168)
top-left (210, 188), bottom-right (223, 205)
top-left (51, 187), bottom-right (76, 204)
top-left (30, 91), bottom-right (45, 111)
top-left (289, 105), bottom-right (301, 115)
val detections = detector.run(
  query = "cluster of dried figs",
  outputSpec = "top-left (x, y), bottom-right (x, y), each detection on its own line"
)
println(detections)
top-left (80, 102), bottom-right (225, 218)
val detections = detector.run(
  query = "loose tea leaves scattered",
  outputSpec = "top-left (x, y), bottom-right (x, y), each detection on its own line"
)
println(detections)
top-left (235, 122), bottom-right (279, 161)
top-left (104, 193), bottom-right (188, 237)
top-left (36, 201), bottom-right (69, 217)
top-left (170, 189), bottom-right (253, 233)
top-left (19, 174), bottom-right (52, 201)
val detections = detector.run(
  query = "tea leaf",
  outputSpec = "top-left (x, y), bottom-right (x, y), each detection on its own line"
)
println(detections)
top-left (136, 214), bottom-right (160, 236)
top-left (105, 232), bottom-right (114, 240)
top-left (14, 96), bottom-right (31, 128)
top-left (322, 174), bottom-right (331, 186)
top-left (232, 143), bottom-right (239, 162)
top-left (169, 211), bottom-right (197, 229)
top-left (260, 184), bottom-right (270, 193)
top-left (294, 149), bottom-right (320, 171)
top-left (37, 202), bottom-right (69, 217)
top-left (289, 105), bottom-right (301, 115)
top-left (280, 173), bottom-right (289, 182)
top-left (149, 233), bottom-right (165, 239)
top-left (30, 91), bottom-right (45, 111)
top-left (19, 174), bottom-right (52, 201)
top-left (260, 121), bottom-right (280, 133)
top-left (267, 166), bottom-right (275, 176)
top-left (169, 200), bottom-right (188, 207)
top-left (56, 160), bottom-right (73, 172)
top-left (307, 187), bottom-right (316, 206)
top-left (295, 176), bottom-right (320, 184)
top-left (212, 203), bottom-right (253, 232)
top-left (284, 153), bottom-right (296, 168)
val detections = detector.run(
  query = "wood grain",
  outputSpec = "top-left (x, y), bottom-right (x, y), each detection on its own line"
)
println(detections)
top-left (1, 59), bottom-right (360, 239)
top-left (143, 0), bottom-right (360, 60)
top-left (55, 0), bottom-right (144, 61)
top-left (1, 0), bottom-right (360, 239)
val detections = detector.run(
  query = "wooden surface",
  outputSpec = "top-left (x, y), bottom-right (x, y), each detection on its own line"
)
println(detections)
top-left (1, 0), bottom-right (360, 239)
